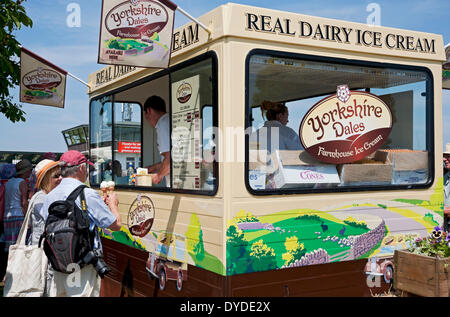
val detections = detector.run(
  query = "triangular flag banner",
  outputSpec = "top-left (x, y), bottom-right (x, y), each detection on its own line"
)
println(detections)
top-left (20, 47), bottom-right (67, 108)
top-left (98, 0), bottom-right (177, 69)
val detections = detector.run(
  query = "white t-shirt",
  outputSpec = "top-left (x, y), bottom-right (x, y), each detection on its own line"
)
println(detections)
top-left (155, 113), bottom-right (171, 187)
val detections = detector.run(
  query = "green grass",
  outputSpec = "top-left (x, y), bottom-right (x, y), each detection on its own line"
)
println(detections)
top-left (244, 216), bottom-right (370, 267)
top-left (394, 198), bottom-right (427, 205)
top-left (190, 251), bottom-right (225, 276)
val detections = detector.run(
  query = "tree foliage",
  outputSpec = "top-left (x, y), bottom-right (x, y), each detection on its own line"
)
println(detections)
top-left (0, 0), bottom-right (33, 122)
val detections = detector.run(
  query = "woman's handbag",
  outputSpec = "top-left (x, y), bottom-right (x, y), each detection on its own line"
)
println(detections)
top-left (3, 194), bottom-right (48, 297)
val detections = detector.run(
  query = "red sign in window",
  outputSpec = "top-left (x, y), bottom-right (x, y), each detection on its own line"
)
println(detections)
top-left (118, 142), bottom-right (141, 153)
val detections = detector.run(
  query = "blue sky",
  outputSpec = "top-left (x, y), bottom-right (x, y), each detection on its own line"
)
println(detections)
top-left (1, 0), bottom-right (449, 152)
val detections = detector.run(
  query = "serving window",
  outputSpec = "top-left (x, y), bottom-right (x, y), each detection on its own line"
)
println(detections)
top-left (246, 50), bottom-right (433, 194)
top-left (89, 53), bottom-right (218, 195)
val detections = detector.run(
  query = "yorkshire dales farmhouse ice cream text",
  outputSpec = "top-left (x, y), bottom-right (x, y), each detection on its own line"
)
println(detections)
top-left (300, 86), bottom-right (393, 164)
top-left (99, 0), bottom-right (174, 68)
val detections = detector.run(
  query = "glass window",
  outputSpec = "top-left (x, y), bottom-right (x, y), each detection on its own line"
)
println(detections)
top-left (64, 132), bottom-right (72, 146)
top-left (89, 54), bottom-right (218, 195)
top-left (90, 96), bottom-right (113, 185)
top-left (170, 58), bottom-right (217, 192)
top-left (113, 102), bottom-right (142, 185)
top-left (246, 52), bottom-right (433, 194)
top-left (78, 127), bottom-right (87, 143)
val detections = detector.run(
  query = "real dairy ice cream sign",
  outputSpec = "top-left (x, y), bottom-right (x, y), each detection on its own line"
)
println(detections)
top-left (300, 85), bottom-right (392, 164)
top-left (98, 0), bottom-right (176, 68)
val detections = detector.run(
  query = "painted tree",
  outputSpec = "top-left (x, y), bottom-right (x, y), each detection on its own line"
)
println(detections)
top-left (282, 236), bottom-right (306, 266)
top-left (235, 210), bottom-right (259, 223)
top-left (185, 214), bottom-right (205, 262)
top-left (226, 224), bottom-right (251, 275)
top-left (0, 0), bottom-right (33, 122)
top-left (249, 240), bottom-right (277, 272)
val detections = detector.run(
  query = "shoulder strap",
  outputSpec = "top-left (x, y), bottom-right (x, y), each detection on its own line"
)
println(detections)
top-left (16, 192), bottom-right (41, 246)
top-left (66, 185), bottom-right (88, 205)
top-left (79, 186), bottom-right (88, 212)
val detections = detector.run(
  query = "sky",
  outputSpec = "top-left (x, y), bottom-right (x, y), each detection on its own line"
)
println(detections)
top-left (0, 0), bottom-right (449, 153)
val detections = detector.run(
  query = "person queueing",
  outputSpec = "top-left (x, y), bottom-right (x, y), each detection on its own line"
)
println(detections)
top-left (0, 164), bottom-right (17, 283)
top-left (23, 159), bottom-right (62, 296)
top-left (27, 159), bottom-right (62, 245)
top-left (41, 150), bottom-right (122, 297)
top-left (3, 160), bottom-right (32, 257)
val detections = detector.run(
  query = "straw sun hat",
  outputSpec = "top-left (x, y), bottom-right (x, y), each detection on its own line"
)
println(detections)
top-left (35, 159), bottom-right (60, 189)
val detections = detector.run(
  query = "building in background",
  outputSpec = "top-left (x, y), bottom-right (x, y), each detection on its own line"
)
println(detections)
top-left (61, 124), bottom-right (89, 155)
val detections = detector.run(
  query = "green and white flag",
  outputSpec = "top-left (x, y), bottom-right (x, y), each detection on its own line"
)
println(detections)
top-left (98, 0), bottom-right (177, 69)
top-left (20, 47), bottom-right (68, 108)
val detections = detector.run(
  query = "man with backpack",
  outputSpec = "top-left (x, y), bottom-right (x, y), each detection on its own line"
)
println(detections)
top-left (41, 150), bottom-right (122, 297)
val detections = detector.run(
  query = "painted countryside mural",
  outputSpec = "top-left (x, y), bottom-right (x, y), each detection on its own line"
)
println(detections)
top-left (99, 178), bottom-right (443, 277)
top-left (226, 179), bottom-right (444, 275)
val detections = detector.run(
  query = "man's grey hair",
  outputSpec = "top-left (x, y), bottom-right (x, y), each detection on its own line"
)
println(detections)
top-left (61, 164), bottom-right (82, 177)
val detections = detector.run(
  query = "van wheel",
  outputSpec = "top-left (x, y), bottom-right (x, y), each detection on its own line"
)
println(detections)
top-left (384, 265), bottom-right (394, 284)
top-left (176, 270), bottom-right (183, 292)
top-left (158, 268), bottom-right (166, 291)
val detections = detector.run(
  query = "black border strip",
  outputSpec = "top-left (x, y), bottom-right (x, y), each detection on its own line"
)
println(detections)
top-left (244, 48), bottom-right (435, 196)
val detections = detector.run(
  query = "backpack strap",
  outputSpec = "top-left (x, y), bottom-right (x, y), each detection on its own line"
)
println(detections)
top-left (77, 186), bottom-right (97, 253)
top-left (66, 185), bottom-right (88, 205)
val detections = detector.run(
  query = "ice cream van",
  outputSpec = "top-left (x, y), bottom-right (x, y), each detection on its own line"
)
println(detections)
top-left (87, 3), bottom-right (447, 297)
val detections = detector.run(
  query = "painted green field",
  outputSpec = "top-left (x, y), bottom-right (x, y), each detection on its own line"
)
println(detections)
top-left (243, 216), bottom-right (370, 266)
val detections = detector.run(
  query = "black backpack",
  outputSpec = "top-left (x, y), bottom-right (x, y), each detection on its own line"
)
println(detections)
top-left (39, 185), bottom-right (95, 274)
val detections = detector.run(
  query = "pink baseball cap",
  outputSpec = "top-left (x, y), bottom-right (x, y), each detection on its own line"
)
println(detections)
top-left (60, 150), bottom-right (94, 167)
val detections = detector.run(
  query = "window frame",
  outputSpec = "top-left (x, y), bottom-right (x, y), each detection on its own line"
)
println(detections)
top-left (244, 49), bottom-right (435, 196)
top-left (89, 51), bottom-right (219, 196)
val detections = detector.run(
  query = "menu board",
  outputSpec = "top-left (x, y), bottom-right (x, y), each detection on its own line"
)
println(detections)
top-left (171, 75), bottom-right (202, 190)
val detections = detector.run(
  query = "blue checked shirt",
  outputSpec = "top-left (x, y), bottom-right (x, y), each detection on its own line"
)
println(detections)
top-left (41, 177), bottom-right (116, 249)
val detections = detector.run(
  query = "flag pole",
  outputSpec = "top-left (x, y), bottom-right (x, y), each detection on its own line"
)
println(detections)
top-left (176, 6), bottom-right (212, 36)
top-left (67, 72), bottom-right (91, 89)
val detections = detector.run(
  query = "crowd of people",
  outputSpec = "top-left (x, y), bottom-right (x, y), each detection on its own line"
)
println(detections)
top-left (0, 150), bottom-right (122, 297)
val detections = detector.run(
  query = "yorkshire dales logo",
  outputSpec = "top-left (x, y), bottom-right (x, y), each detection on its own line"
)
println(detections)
top-left (176, 82), bottom-right (192, 104)
top-left (22, 67), bottom-right (62, 91)
top-left (127, 194), bottom-right (155, 238)
top-left (105, 0), bottom-right (169, 40)
top-left (299, 85), bottom-right (393, 164)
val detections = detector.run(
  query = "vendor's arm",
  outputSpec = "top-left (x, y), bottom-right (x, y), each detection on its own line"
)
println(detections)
top-left (146, 162), bottom-right (162, 174)
top-left (152, 152), bottom-right (170, 184)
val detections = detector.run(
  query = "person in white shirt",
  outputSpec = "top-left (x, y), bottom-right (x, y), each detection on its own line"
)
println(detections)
top-left (42, 150), bottom-right (121, 297)
top-left (144, 95), bottom-right (171, 187)
top-left (252, 100), bottom-right (303, 153)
